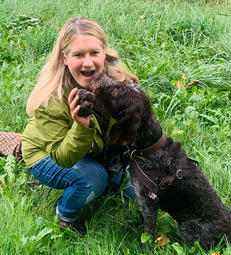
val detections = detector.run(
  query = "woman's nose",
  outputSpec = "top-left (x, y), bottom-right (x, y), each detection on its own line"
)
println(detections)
top-left (83, 56), bottom-right (93, 67)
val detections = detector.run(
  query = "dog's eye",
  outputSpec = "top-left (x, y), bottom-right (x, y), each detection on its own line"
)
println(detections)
top-left (112, 88), bottom-right (119, 97)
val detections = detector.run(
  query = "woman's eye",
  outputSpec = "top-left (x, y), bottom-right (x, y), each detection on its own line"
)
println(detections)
top-left (74, 53), bottom-right (82, 57)
top-left (92, 51), bottom-right (99, 55)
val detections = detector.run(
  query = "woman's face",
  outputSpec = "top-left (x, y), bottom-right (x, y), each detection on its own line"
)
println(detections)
top-left (63, 34), bottom-right (106, 88)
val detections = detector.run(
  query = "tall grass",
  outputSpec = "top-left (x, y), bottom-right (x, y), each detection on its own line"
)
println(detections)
top-left (0, 0), bottom-right (231, 254)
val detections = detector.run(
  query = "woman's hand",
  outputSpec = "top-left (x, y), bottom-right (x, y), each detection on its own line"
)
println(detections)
top-left (68, 88), bottom-right (91, 128)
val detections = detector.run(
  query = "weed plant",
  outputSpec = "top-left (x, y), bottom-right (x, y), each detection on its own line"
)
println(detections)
top-left (0, 0), bottom-right (230, 254)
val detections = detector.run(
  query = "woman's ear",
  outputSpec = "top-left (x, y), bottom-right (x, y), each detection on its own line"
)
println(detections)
top-left (62, 52), bottom-right (68, 66)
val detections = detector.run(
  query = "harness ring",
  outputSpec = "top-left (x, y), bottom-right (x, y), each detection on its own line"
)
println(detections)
top-left (176, 169), bottom-right (184, 179)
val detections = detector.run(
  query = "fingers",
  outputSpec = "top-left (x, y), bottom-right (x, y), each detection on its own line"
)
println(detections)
top-left (68, 87), bottom-right (77, 103)
top-left (68, 87), bottom-right (78, 106)
top-left (68, 88), bottom-right (78, 117)
top-left (72, 105), bottom-right (80, 118)
top-left (68, 87), bottom-right (91, 128)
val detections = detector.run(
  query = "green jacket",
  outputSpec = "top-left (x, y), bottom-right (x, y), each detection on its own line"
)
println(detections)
top-left (21, 89), bottom-right (115, 168)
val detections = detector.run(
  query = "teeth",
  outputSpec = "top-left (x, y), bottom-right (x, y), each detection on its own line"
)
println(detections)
top-left (81, 71), bottom-right (95, 77)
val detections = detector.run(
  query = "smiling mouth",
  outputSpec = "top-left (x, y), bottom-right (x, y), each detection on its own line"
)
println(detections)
top-left (81, 71), bottom-right (95, 77)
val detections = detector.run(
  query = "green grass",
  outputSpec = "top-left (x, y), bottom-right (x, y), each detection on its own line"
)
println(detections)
top-left (0, 0), bottom-right (231, 254)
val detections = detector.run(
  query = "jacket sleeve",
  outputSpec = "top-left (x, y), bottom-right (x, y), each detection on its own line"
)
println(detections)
top-left (34, 99), bottom-right (96, 168)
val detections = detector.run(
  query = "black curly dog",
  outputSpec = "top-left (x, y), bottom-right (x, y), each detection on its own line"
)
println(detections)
top-left (77, 75), bottom-right (231, 249)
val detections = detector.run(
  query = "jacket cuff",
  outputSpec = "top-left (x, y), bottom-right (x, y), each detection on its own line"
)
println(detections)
top-left (70, 121), bottom-right (96, 137)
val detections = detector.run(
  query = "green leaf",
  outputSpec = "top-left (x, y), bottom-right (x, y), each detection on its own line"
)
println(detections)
top-left (20, 236), bottom-right (29, 246)
top-left (30, 227), bottom-right (53, 242)
top-left (36, 227), bottom-right (53, 240)
top-left (172, 129), bottom-right (184, 136)
top-left (223, 246), bottom-right (231, 255)
top-left (198, 113), bottom-right (218, 124)
top-left (141, 232), bottom-right (152, 243)
top-left (153, 63), bottom-right (167, 75)
top-left (0, 174), bottom-right (7, 186)
top-left (5, 154), bottom-right (16, 183)
top-left (122, 248), bottom-right (131, 255)
top-left (171, 242), bottom-right (186, 255)
top-left (51, 234), bottom-right (63, 240)
top-left (189, 94), bottom-right (203, 102)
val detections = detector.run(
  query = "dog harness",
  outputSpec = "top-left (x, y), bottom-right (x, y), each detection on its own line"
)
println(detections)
top-left (127, 134), bottom-right (200, 201)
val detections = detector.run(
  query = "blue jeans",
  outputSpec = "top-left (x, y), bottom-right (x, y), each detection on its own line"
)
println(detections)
top-left (30, 156), bottom-right (136, 222)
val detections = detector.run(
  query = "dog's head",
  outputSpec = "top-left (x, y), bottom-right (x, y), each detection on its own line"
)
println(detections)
top-left (93, 75), bottom-right (151, 145)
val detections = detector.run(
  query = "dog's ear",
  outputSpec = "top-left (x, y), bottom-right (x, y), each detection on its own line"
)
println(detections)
top-left (110, 113), bottom-right (141, 145)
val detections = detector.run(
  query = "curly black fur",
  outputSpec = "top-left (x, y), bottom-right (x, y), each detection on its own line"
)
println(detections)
top-left (80, 75), bottom-right (231, 249)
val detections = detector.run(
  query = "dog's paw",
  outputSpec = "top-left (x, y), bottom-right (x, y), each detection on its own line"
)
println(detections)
top-left (76, 89), bottom-right (96, 117)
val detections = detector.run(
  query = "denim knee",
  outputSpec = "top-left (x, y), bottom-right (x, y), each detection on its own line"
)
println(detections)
top-left (71, 156), bottom-right (109, 201)
top-left (30, 156), bottom-right (109, 220)
top-left (57, 156), bottom-right (109, 219)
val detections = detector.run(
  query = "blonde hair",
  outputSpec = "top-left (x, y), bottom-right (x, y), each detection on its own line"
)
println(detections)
top-left (26, 17), bottom-right (138, 115)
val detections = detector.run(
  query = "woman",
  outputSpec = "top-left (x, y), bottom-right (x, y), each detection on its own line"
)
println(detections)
top-left (21, 17), bottom-right (138, 234)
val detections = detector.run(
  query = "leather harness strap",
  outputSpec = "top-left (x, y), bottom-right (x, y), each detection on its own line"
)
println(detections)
top-left (128, 134), bottom-right (167, 161)
top-left (132, 158), bottom-right (200, 200)
top-left (127, 133), bottom-right (200, 201)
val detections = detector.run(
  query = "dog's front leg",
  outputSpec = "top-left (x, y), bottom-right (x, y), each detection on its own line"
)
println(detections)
top-left (132, 179), bottom-right (159, 235)
top-left (141, 196), bottom-right (159, 235)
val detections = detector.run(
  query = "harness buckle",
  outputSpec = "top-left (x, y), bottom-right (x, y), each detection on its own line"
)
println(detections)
top-left (176, 169), bottom-right (184, 179)
top-left (148, 191), bottom-right (158, 201)
top-left (128, 149), bottom-right (137, 161)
